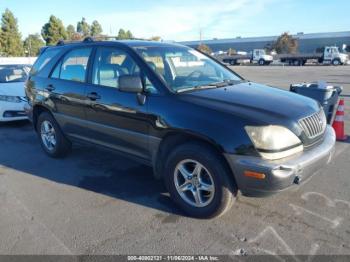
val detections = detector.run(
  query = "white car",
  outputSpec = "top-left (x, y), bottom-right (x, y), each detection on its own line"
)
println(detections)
top-left (0, 64), bottom-right (30, 122)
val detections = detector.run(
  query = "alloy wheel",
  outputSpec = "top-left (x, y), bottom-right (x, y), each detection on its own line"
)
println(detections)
top-left (174, 159), bottom-right (215, 208)
top-left (40, 120), bottom-right (56, 151)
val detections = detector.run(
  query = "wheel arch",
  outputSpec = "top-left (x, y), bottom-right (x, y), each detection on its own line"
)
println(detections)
top-left (153, 131), bottom-right (236, 186)
top-left (332, 58), bottom-right (341, 65)
top-left (32, 104), bottom-right (52, 131)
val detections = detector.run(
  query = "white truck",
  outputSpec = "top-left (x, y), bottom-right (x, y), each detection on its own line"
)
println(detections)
top-left (277, 46), bottom-right (349, 66)
top-left (220, 49), bottom-right (273, 66)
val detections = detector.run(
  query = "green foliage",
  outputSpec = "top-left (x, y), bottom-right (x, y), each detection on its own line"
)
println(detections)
top-left (66, 24), bottom-right (76, 40)
top-left (77, 17), bottom-right (90, 37)
top-left (23, 34), bottom-right (45, 56)
top-left (117, 29), bottom-right (133, 40)
top-left (91, 20), bottom-right (103, 36)
top-left (273, 32), bottom-right (298, 54)
top-left (126, 30), bottom-right (133, 39)
top-left (0, 7), bottom-right (138, 56)
top-left (197, 44), bottom-right (212, 54)
top-left (0, 9), bottom-right (24, 56)
top-left (41, 15), bottom-right (67, 45)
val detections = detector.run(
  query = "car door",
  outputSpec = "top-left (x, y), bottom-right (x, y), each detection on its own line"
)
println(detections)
top-left (47, 47), bottom-right (93, 138)
top-left (324, 47), bottom-right (332, 62)
top-left (84, 46), bottom-right (155, 161)
top-left (253, 50), bottom-right (259, 61)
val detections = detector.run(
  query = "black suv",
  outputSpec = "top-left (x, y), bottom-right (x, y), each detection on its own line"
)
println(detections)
top-left (25, 39), bottom-right (335, 218)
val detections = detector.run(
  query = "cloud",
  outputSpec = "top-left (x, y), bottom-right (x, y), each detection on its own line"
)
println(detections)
top-left (97, 0), bottom-right (277, 41)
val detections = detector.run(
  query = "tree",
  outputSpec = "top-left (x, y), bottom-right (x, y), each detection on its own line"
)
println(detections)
top-left (23, 34), bottom-right (45, 56)
top-left (150, 36), bottom-right (161, 41)
top-left (0, 9), bottom-right (24, 56)
top-left (90, 20), bottom-right (103, 36)
top-left (41, 15), bottom-right (67, 45)
top-left (77, 17), bottom-right (90, 37)
top-left (0, 26), bottom-right (3, 55)
top-left (66, 24), bottom-right (76, 40)
top-left (273, 32), bottom-right (298, 54)
top-left (125, 30), bottom-right (133, 39)
top-left (67, 24), bottom-right (83, 41)
top-left (197, 44), bottom-right (212, 54)
top-left (117, 29), bottom-right (133, 40)
top-left (117, 29), bottom-right (127, 39)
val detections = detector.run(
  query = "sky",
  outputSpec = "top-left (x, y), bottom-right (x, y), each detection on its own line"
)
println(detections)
top-left (0, 0), bottom-right (349, 41)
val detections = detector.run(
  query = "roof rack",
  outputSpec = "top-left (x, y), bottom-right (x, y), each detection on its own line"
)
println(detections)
top-left (56, 36), bottom-right (151, 46)
top-left (56, 37), bottom-right (95, 46)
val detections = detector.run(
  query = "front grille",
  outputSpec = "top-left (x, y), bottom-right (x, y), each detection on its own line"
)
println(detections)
top-left (299, 110), bottom-right (327, 139)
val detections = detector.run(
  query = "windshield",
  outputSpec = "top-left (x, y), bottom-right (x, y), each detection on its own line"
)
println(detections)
top-left (0, 65), bottom-right (30, 83)
top-left (332, 47), bottom-right (340, 54)
top-left (134, 45), bottom-right (242, 92)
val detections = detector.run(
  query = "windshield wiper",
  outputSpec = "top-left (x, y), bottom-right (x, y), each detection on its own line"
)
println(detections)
top-left (212, 79), bottom-right (245, 87)
top-left (176, 79), bottom-right (245, 93)
top-left (176, 85), bottom-right (218, 93)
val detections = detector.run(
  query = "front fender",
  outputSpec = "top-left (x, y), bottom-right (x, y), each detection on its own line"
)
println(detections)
top-left (148, 95), bottom-right (258, 156)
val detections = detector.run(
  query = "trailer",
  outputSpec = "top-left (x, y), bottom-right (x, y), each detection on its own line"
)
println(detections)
top-left (277, 46), bottom-right (348, 66)
top-left (220, 49), bottom-right (273, 66)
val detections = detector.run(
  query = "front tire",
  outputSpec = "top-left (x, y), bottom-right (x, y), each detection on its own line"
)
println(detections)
top-left (164, 143), bottom-right (237, 218)
top-left (37, 112), bottom-right (71, 158)
top-left (229, 60), bottom-right (236, 66)
top-left (332, 59), bottom-right (341, 66)
top-left (258, 59), bottom-right (265, 66)
top-left (293, 60), bottom-right (301, 66)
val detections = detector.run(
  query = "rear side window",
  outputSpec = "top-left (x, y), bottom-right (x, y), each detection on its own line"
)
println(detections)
top-left (52, 48), bottom-right (92, 83)
top-left (30, 48), bottom-right (60, 76)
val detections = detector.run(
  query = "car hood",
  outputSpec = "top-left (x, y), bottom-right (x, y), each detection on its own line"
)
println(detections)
top-left (0, 82), bottom-right (26, 97)
top-left (340, 53), bottom-right (348, 60)
top-left (181, 81), bottom-right (320, 125)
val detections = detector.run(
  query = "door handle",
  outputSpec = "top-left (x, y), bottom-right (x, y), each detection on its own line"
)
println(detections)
top-left (45, 84), bottom-right (55, 92)
top-left (87, 92), bottom-right (101, 101)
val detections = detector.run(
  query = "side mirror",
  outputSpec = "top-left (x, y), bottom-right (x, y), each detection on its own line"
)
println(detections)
top-left (118, 75), bottom-right (143, 93)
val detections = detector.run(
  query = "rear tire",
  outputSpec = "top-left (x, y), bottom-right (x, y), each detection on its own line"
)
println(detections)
top-left (163, 143), bottom-right (237, 218)
top-left (36, 112), bottom-right (71, 158)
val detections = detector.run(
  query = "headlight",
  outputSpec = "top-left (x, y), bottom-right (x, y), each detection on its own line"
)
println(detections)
top-left (245, 125), bottom-right (303, 160)
top-left (0, 95), bottom-right (22, 103)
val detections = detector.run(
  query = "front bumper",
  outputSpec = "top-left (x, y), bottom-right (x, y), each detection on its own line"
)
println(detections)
top-left (23, 102), bottom-right (33, 122)
top-left (224, 126), bottom-right (336, 197)
top-left (0, 101), bottom-right (28, 122)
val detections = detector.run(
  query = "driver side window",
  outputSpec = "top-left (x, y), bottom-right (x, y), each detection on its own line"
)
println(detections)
top-left (92, 47), bottom-right (136, 89)
top-left (92, 47), bottom-right (158, 94)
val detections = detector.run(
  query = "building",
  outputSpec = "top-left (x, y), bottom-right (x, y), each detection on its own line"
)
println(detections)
top-left (180, 31), bottom-right (350, 53)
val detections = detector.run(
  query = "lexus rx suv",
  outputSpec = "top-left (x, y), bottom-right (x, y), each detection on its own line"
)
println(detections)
top-left (25, 39), bottom-right (335, 218)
